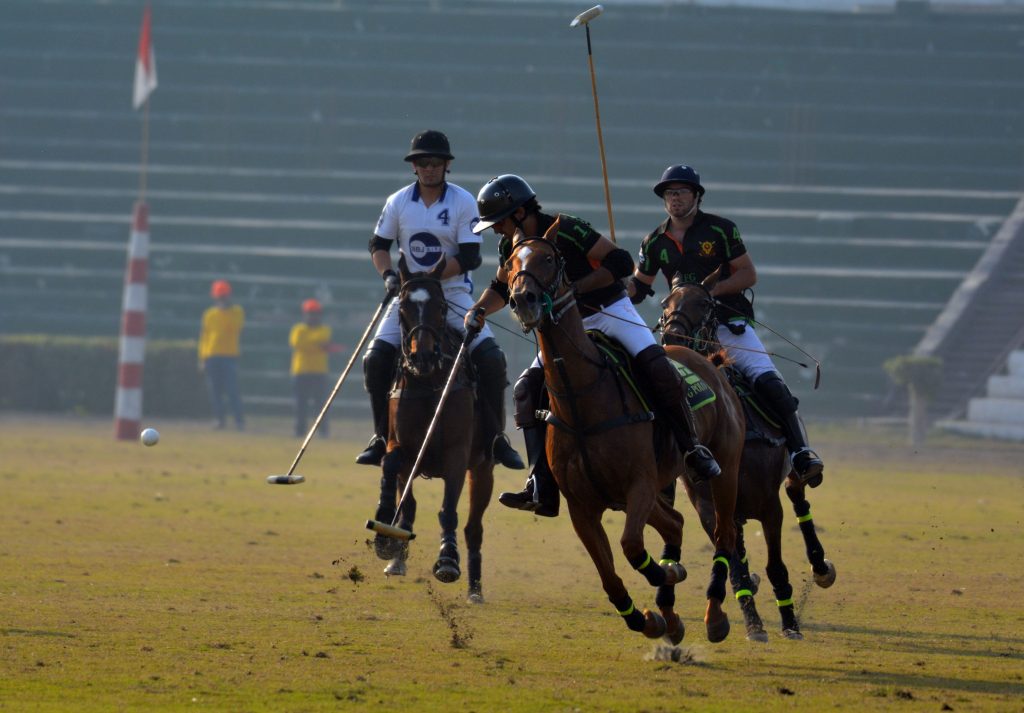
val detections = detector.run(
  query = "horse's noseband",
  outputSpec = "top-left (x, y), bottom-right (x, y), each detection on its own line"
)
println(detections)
top-left (660, 285), bottom-right (718, 352)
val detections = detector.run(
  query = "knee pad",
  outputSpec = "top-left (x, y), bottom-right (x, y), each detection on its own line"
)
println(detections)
top-left (513, 366), bottom-right (545, 427)
top-left (364, 340), bottom-right (398, 391)
top-left (754, 371), bottom-right (799, 413)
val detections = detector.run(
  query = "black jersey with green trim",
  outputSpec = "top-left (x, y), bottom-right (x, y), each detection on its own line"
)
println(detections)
top-left (637, 210), bottom-right (754, 322)
top-left (497, 212), bottom-right (626, 315)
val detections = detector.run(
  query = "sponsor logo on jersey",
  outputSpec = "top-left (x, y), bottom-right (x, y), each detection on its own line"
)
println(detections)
top-left (699, 241), bottom-right (715, 257)
top-left (408, 231), bottom-right (444, 267)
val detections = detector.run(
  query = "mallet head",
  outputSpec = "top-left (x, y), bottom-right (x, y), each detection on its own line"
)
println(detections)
top-left (570, 5), bottom-right (603, 27)
top-left (267, 474), bottom-right (305, 485)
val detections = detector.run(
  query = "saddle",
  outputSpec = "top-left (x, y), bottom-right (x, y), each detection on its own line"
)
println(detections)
top-left (586, 331), bottom-right (716, 415)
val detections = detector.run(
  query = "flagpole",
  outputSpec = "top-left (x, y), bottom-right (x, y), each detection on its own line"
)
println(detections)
top-left (139, 98), bottom-right (150, 202)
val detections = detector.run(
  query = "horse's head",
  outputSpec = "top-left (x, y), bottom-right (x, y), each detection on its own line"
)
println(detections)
top-left (659, 271), bottom-right (719, 353)
top-left (397, 255), bottom-right (449, 378)
top-left (506, 236), bottom-right (569, 333)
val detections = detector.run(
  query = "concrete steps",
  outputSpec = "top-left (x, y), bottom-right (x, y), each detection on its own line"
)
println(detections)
top-left (938, 350), bottom-right (1024, 441)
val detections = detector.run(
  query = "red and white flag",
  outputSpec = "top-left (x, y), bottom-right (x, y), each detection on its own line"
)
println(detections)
top-left (132, 4), bottom-right (157, 110)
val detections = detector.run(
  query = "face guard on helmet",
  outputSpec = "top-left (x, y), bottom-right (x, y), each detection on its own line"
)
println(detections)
top-left (472, 174), bottom-right (537, 234)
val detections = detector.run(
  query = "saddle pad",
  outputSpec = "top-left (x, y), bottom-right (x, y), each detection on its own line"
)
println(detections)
top-left (585, 330), bottom-right (715, 413)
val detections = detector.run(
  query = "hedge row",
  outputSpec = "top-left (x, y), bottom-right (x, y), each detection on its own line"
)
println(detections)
top-left (0, 335), bottom-right (208, 417)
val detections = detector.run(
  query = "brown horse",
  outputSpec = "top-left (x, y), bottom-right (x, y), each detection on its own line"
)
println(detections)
top-left (659, 275), bottom-right (836, 640)
top-left (370, 256), bottom-right (494, 603)
top-left (506, 237), bottom-right (745, 642)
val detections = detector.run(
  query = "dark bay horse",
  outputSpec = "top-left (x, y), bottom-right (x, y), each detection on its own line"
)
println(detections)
top-left (659, 275), bottom-right (836, 640)
top-left (506, 237), bottom-right (745, 642)
top-left (370, 256), bottom-right (494, 603)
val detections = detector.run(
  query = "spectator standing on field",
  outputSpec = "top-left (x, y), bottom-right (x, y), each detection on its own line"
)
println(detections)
top-left (198, 279), bottom-right (245, 431)
top-left (290, 298), bottom-right (333, 438)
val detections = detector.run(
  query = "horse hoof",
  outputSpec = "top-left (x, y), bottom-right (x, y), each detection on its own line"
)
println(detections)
top-left (783, 627), bottom-right (804, 640)
top-left (374, 534), bottom-right (405, 561)
top-left (706, 614), bottom-right (730, 643)
top-left (642, 609), bottom-right (667, 639)
top-left (746, 626), bottom-right (768, 643)
top-left (383, 558), bottom-right (406, 576)
top-left (662, 613), bottom-right (685, 646)
top-left (748, 572), bottom-right (760, 595)
top-left (663, 562), bottom-right (687, 586)
top-left (467, 590), bottom-right (484, 605)
top-left (433, 558), bottom-right (461, 584)
top-left (814, 559), bottom-right (836, 588)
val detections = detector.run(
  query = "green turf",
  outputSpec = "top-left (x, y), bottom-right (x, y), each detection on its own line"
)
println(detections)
top-left (1, 416), bottom-right (1021, 711)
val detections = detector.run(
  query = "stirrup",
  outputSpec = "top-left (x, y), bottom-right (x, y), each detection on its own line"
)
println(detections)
top-left (685, 445), bottom-right (722, 483)
top-left (792, 448), bottom-right (824, 488)
top-left (498, 485), bottom-right (537, 512)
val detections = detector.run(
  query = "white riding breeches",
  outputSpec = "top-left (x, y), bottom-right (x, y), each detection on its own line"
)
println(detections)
top-left (717, 321), bottom-right (776, 380)
top-left (529, 295), bottom-right (657, 369)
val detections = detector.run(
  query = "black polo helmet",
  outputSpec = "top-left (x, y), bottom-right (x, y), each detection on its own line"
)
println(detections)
top-left (472, 175), bottom-right (537, 234)
top-left (653, 164), bottom-right (705, 198)
top-left (404, 130), bottom-right (454, 161)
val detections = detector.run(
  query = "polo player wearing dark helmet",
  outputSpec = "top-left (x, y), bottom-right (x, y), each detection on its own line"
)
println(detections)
top-left (629, 164), bottom-right (824, 486)
top-left (355, 130), bottom-right (524, 471)
top-left (465, 174), bottom-right (722, 517)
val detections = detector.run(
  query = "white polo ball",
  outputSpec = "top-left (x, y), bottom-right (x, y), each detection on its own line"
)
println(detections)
top-left (140, 428), bottom-right (160, 447)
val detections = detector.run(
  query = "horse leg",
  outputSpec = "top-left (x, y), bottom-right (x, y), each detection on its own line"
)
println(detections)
top-left (619, 481), bottom-right (669, 639)
top-left (705, 473), bottom-right (738, 643)
top-left (374, 448), bottom-right (406, 561)
top-left (732, 521), bottom-right (768, 642)
top-left (464, 461), bottom-right (493, 604)
top-left (566, 500), bottom-right (660, 638)
top-left (433, 466), bottom-right (467, 584)
top-left (785, 481), bottom-right (836, 588)
top-left (645, 498), bottom-right (687, 645)
top-left (762, 496), bottom-right (801, 639)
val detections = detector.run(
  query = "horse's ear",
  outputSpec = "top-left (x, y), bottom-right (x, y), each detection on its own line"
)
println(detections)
top-left (701, 267), bottom-right (722, 291)
top-left (398, 254), bottom-right (411, 281)
top-left (428, 256), bottom-right (446, 280)
top-left (670, 272), bottom-right (687, 291)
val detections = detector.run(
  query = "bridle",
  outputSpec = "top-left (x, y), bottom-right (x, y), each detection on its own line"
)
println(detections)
top-left (398, 275), bottom-right (450, 377)
top-left (660, 282), bottom-right (719, 354)
top-left (507, 237), bottom-right (575, 330)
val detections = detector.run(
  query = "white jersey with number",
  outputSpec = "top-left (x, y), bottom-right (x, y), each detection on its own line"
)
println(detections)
top-left (374, 181), bottom-right (481, 294)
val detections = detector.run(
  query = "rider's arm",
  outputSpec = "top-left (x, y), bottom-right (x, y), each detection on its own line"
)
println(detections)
top-left (575, 235), bottom-right (633, 294)
top-left (466, 265), bottom-right (510, 330)
top-left (710, 253), bottom-right (756, 298)
top-left (369, 235), bottom-right (394, 277)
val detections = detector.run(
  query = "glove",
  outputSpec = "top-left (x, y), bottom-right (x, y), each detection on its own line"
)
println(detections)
top-left (382, 269), bottom-right (399, 295)
top-left (465, 307), bottom-right (486, 336)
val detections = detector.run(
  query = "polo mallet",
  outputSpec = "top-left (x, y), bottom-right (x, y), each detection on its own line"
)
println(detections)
top-left (266, 290), bottom-right (394, 485)
top-left (571, 5), bottom-right (616, 243)
top-left (365, 310), bottom-right (482, 540)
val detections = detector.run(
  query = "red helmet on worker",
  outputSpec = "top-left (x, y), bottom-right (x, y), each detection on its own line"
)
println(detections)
top-left (210, 280), bottom-right (232, 299)
top-left (302, 298), bottom-right (323, 313)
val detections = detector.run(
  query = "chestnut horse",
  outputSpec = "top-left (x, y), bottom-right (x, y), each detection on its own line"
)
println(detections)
top-left (659, 275), bottom-right (836, 640)
top-left (370, 256), bottom-right (494, 603)
top-left (506, 237), bottom-right (744, 642)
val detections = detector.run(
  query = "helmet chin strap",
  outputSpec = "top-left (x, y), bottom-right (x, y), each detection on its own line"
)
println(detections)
top-left (682, 196), bottom-right (701, 219)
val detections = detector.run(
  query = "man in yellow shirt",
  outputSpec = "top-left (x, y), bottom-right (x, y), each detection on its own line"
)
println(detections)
top-left (198, 279), bottom-right (245, 430)
top-left (289, 299), bottom-right (333, 438)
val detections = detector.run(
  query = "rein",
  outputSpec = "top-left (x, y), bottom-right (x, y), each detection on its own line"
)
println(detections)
top-left (660, 282), bottom-right (720, 355)
top-left (398, 275), bottom-right (450, 378)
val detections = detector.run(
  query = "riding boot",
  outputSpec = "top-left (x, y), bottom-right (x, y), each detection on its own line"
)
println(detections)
top-left (498, 424), bottom-right (559, 517)
top-left (752, 371), bottom-right (824, 487)
top-left (634, 345), bottom-right (722, 482)
top-left (356, 340), bottom-right (397, 466)
top-left (470, 338), bottom-right (525, 470)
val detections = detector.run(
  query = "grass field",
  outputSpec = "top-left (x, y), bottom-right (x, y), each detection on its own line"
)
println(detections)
top-left (1, 414), bottom-right (1022, 712)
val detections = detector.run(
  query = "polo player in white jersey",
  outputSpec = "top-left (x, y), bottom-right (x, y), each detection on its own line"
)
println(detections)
top-left (356, 130), bottom-right (524, 471)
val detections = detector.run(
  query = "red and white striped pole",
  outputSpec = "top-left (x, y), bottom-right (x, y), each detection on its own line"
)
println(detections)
top-left (114, 201), bottom-right (149, 440)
